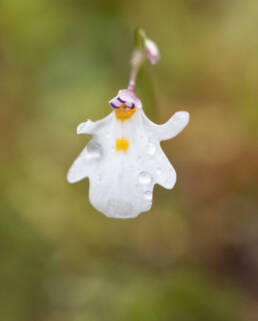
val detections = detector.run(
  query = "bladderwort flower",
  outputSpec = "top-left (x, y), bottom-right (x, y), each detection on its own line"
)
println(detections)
top-left (67, 30), bottom-right (190, 219)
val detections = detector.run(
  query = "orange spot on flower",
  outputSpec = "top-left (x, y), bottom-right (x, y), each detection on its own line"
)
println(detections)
top-left (115, 105), bottom-right (136, 122)
top-left (116, 138), bottom-right (130, 152)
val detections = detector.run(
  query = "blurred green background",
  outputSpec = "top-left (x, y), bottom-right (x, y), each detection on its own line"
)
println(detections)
top-left (0, 0), bottom-right (258, 320)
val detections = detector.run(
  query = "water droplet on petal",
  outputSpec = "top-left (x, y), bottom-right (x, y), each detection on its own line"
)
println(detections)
top-left (144, 191), bottom-right (152, 201)
top-left (138, 171), bottom-right (152, 185)
top-left (85, 142), bottom-right (101, 159)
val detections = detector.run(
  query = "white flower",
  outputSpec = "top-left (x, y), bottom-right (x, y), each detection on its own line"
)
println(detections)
top-left (67, 89), bottom-right (189, 219)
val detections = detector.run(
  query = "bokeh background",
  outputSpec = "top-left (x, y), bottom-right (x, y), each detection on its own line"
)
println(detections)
top-left (0, 0), bottom-right (258, 320)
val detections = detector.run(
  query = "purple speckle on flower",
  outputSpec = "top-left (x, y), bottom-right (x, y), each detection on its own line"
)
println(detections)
top-left (109, 88), bottom-right (143, 110)
top-left (117, 97), bottom-right (126, 104)
top-left (110, 102), bottom-right (118, 109)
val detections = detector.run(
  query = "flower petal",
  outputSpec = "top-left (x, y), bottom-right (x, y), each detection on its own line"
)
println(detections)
top-left (67, 109), bottom-right (189, 218)
top-left (143, 111), bottom-right (190, 141)
top-left (76, 114), bottom-right (113, 135)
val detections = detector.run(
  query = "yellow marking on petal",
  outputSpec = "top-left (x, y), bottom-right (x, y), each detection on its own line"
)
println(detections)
top-left (115, 104), bottom-right (136, 122)
top-left (116, 138), bottom-right (130, 152)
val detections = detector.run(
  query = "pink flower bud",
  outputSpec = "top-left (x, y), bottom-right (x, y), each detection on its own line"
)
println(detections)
top-left (144, 39), bottom-right (160, 65)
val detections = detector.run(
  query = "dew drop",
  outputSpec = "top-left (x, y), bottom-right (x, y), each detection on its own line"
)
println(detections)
top-left (144, 191), bottom-right (152, 201)
top-left (85, 142), bottom-right (101, 159)
top-left (138, 171), bottom-right (152, 185)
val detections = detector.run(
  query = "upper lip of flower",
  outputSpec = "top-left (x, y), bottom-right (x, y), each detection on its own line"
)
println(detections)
top-left (109, 89), bottom-right (142, 110)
